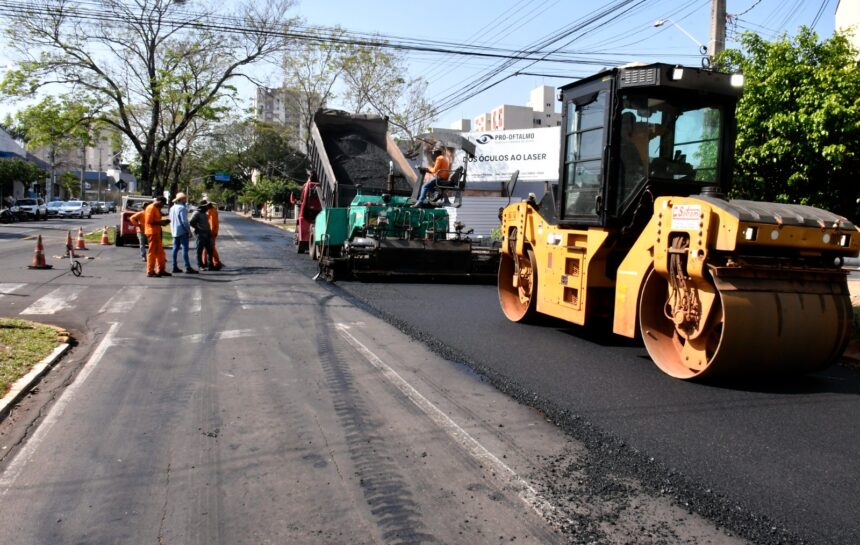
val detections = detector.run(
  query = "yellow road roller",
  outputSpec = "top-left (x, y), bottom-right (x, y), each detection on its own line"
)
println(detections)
top-left (498, 63), bottom-right (860, 380)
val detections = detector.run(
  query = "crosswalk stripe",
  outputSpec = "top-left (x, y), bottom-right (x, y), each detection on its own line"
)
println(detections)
top-left (235, 286), bottom-right (253, 310)
top-left (20, 285), bottom-right (86, 315)
top-left (190, 286), bottom-right (202, 313)
top-left (170, 285), bottom-right (202, 313)
top-left (99, 286), bottom-right (145, 313)
top-left (0, 283), bottom-right (26, 299)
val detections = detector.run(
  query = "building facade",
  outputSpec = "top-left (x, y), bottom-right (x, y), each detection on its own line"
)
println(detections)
top-left (253, 86), bottom-right (306, 145)
top-left (472, 85), bottom-right (561, 131)
top-left (836, 0), bottom-right (860, 56)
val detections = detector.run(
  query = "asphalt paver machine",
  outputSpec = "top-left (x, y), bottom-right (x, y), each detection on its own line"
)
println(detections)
top-left (307, 109), bottom-right (498, 281)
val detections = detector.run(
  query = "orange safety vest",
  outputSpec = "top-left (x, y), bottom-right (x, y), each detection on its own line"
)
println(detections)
top-left (129, 210), bottom-right (145, 233)
top-left (143, 202), bottom-right (162, 236)
top-left (207, 207), bottom-right (220, 237)
top-left (428, 155), bottom-right (450, 180)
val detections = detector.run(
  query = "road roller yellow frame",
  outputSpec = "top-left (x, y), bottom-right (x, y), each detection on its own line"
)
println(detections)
top-left (497, 63), bottom-right (860, 380)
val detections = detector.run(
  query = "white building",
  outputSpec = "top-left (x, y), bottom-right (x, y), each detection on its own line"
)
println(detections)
top-left (449, 119), bottom-right (471, 131)
top-left (253, 86), bottom-right (305, 143)
top-left (472, 85), bottom-right (561, 131)
top-left (836, 0), bottom-right (860, 56)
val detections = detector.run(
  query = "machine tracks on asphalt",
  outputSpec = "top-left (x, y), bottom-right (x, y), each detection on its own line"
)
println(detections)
top-left (311, 296), bottom-right (437, 545)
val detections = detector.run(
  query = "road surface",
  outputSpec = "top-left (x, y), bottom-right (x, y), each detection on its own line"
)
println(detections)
top-left (0, 213), bottom-right (741, 545)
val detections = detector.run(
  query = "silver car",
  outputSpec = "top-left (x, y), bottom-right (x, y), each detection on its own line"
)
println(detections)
top-left (60, 200), bottom-right (92, 218)
top-left (46, 201), bottom-right (64, 217)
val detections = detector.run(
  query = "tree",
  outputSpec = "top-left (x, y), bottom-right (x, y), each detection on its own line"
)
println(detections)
top-left (240, 175), bottom-right (298, 221)
top-left (717, 28), bottom-right (860, 221)
top-left (0, 157), bottom-right (46, 202)
top-left (282, 27), bottom-right (349, 154)
top-left (340, 42), bottom-right (436, 150)
top-left (12, 97), bottom-right (96, 199)
top-left (1, 0), bottom-right (299, 196)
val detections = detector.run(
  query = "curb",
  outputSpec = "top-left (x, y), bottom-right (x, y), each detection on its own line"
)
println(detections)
top-left (244, 214), bottom-right (296, 233)
top-left (0, 343), bottom-right (70, 421)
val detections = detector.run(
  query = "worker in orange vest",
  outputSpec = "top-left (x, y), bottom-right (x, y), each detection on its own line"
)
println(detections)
top-left (128, 208), bottom-right (147, 262)
top-left (206, 203), bottom-right (223, 270)
top-left (143, 196), bottom-right (171, 277)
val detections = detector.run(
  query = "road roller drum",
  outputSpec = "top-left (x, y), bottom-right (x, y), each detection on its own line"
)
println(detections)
top-left (639, 267), bottom-right (852, 379)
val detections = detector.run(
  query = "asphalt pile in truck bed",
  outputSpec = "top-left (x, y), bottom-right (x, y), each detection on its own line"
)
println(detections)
top-left (323, 131), bottom-right (413, 196)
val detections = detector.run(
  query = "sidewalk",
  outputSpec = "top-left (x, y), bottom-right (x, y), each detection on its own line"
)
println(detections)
top-left (242, 212), bottom-right (297, 232)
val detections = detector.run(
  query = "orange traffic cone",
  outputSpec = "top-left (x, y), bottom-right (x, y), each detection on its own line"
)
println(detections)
top-left (75, 226), bottom-right (88, 250)
top-left (27, 234), bottom-right (53, 269)
top-left (65, 231), bottom-right (78, 258)
top-left (100, 226), bottom-right (110, 245)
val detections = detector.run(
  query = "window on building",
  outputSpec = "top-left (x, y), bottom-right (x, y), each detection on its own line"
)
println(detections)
top-left (535, 119), bottom-right (541, 125)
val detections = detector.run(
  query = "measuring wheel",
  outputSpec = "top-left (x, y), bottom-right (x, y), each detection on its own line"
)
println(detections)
top-left (71, 260), bottom-right (83, 277)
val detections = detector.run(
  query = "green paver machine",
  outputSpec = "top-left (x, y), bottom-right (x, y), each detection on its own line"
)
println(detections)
top-left (307, 110), bottom-right (499, 281)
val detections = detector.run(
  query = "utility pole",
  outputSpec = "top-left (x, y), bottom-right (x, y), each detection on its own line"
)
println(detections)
top-left (709, 0), bottom-right (727, 59)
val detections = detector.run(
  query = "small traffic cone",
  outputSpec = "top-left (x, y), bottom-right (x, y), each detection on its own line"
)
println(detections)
top-left (75, 226), bottom-right (88, 250)
top-left (27, 234), bottom-right (53, 269)
top-left (100, 226), bottom-right (110, 245)
top-left (64, 231), bottom-right (78, 258)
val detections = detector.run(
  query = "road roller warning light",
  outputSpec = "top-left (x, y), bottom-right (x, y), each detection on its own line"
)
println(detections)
top-left (497, 63), bottom-right (860, 381)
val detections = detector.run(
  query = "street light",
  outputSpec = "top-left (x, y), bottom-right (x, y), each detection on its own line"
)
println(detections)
top-left (98, 149), bottom-right (123, 202)
top-left (653, 18), bottom-right (710, 67)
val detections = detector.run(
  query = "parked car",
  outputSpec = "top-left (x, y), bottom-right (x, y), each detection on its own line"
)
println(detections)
top-left (106, 201), bottom-right (117, 213)
top-left (60, 200), bottom-right (92, 218)
top-left (89, 201), bottom-right (105, 214)
top-left (46, 201), bottom-right (65, 217)
top-left (116, 195), bottom-right (153, 246)
top-left (14, 198), bottom-right (48, 220)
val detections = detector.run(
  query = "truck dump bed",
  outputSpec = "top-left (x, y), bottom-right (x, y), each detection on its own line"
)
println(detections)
top-left (308, 110), bottom-right (418, 207)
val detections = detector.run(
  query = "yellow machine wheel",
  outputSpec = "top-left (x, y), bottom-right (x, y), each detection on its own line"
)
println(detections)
top-left (639, 267), bottom-right (852, 380)
top-left (498, 245), bottom-right (538, 323)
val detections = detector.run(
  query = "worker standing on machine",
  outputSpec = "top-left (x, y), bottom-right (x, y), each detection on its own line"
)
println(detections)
top-left (413, 143), bottom-right (449, 207)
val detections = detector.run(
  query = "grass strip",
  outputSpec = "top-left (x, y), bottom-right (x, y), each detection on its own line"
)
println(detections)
top-left (0, 318), bottom-right (68, 396)
top-left (82, 226), bottom-right (173, 246)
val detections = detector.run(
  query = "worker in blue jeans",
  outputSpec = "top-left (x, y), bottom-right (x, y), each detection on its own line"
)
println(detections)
top-left (168, 192), bottom-right (198, 273)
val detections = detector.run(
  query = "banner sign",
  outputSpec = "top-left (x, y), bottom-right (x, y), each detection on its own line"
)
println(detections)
top-left (460, 126), bottom-right (560, 183)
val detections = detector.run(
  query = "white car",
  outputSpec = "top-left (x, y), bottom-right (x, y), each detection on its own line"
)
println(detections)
top-left (14, 198), bottom-right (48, 220)
top-left (60, 200), bottom-right (92, 218)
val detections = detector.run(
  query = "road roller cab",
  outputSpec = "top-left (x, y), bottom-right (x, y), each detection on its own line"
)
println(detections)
top-left (498, 63), bottom-right (860, 380)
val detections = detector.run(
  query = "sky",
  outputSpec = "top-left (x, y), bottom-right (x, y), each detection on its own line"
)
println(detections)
top-left (0, 0), bottom-right (843, 131)
top-left (289, 0), bottom-right (840, 129)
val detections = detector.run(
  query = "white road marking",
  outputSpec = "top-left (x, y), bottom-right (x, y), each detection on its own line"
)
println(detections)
top-left (222, 225), bottom-right (244, 246)
top-left (0, 322), bottom-right (120, 496)
top-left (335, 323), bottom-right (566, 526)
top-left (99, 286), bottom-right (145, 313)
top-left (235, 286), bottom-right (253, 310)
top-left (170, 286), bottom-right (202, 313)
top-left (112, 328), bottom-right (257, 346)
top-left (190, 286), bottom-right (202, 313)
top-left (20, 285), bottom-right (85, 315)
top-left (0, 283), bottom-right (26, 299)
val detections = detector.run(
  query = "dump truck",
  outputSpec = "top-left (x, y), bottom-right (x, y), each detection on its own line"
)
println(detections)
top-left (307, 109), bottom-right (498, 280)
top-left (498, 63), bottom-right (860, 380)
